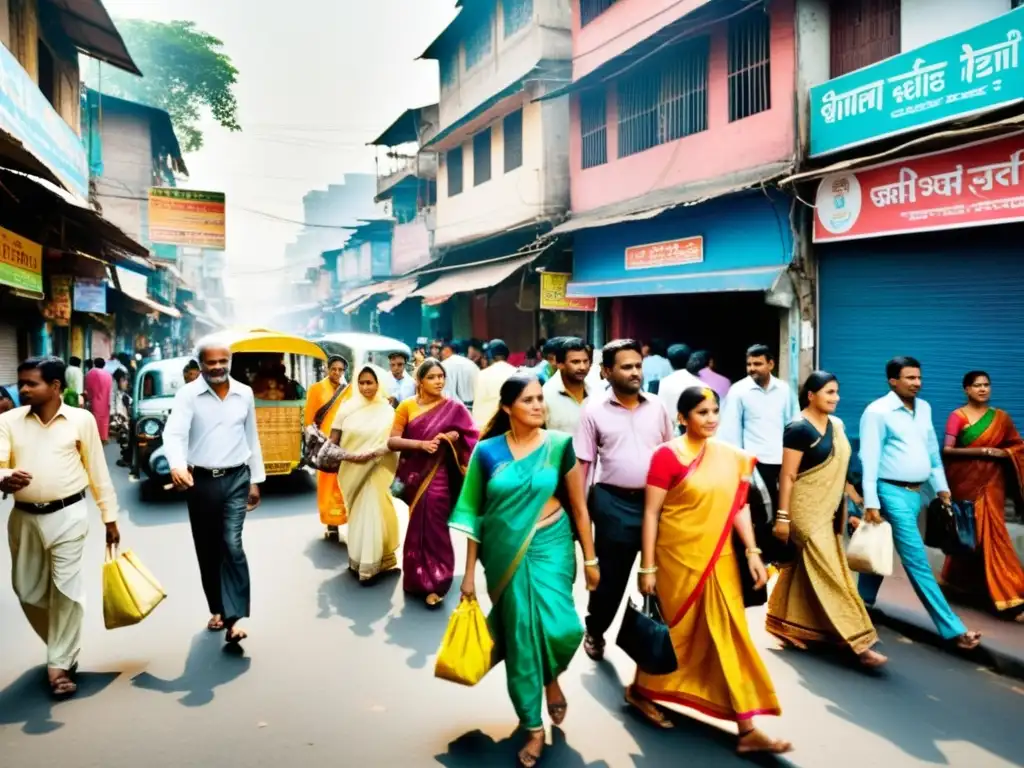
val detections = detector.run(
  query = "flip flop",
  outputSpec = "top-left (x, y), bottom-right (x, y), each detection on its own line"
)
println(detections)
top-left (955, 631), bottom-right (982, 650)
top-left (625, 686), bottom-right (673, 730)
top-left (547, 701), bottom-right (567, 726)
top-left (225, 627), bottom-right (248, 645)
top-left (207, 615), bottom-right (224, 631)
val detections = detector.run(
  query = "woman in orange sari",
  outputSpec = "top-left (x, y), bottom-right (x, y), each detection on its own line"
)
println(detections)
top-left (305, 355), bottom-right (350, 539)
top-left (941, 371), bottom-right (1024, 622)
top-left (630, 386), bottom-right (790, 755)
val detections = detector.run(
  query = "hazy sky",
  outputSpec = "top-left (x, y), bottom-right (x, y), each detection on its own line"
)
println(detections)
top-left (101, 0), bottom-right (456, 303)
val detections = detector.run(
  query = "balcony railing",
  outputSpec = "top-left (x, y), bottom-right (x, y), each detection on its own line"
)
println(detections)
top-left (376, 153), bottom-right (438, 197)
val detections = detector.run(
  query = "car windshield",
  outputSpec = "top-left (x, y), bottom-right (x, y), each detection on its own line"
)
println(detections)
top-left (140, 363), bottom-right (190, 400)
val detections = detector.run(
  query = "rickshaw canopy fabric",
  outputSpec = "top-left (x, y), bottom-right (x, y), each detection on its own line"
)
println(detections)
top-left (195, 328), bottom-right (328, 361)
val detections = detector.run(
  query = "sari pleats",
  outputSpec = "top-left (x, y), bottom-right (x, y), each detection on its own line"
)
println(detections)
top-left (766, 418), bottom-right (877, 653)
top-left (493, 515), bottom-right (582, 730)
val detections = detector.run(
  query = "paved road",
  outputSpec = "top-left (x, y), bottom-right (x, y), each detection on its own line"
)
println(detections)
top-left (2, 449), bottom-right (1022, 767)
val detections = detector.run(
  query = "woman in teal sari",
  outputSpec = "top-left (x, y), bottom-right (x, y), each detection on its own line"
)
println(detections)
top-left (451, 375), bottom-right (600, 767)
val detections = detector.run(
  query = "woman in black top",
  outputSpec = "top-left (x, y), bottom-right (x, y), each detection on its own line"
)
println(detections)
top-left (766, 372), bottom-right (887, 668)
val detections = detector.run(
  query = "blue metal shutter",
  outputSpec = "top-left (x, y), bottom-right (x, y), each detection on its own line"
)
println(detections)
top-left (818, 234), bottom-right (1024, 442)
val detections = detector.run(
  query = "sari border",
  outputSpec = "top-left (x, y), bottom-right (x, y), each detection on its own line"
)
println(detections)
top-left (765, 615), bottom-right (878, 655)
top-left (958, 407), bottom-right (997, 447)
top-left (669, 457), bottom-right (754, 628)
top-left (448, 521), bottom-right (480, 543)
top-left (634, 686), bottom-right (781, 722)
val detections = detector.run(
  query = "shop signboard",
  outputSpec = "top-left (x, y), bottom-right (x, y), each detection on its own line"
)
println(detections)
top-left (625, 236), bottom-right (703, 270)
top-left (814, 133), bottom-right (1024, 242)
top-left (73, 278), bottom-right (108, 313)
top-left (810, 9), bottom-right (1024, 157)
top-left (0, 44), bottom-right (89, 198)
top-left (43, 275), bottom-right (73, 327)
top-left (0, 226), bottom-right (43, 293)
top-left (540, 272), bottom-right (596, 312)
top-left (148, 189), bottom-right (226, 249)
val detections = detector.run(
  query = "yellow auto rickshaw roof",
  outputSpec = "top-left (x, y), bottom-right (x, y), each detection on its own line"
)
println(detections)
top-left (195, 327), bottom-right (328, 360)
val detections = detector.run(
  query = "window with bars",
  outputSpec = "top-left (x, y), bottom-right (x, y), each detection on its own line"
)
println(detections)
top-left (830, 0), bottom-right (900, 78)
top-left (474, 128), bottom-right (492, 185)
top-left (580, 0), bottom-right (618, 27)
top-left (447, 146), bottom-right (464, 197)
top-left (728, 9), bottom-right (772, 122)
top-left (617, 36), bottom-right (710, 159)
top-left (580, 89), bottom-right (608, 169)
top-left (504, 110), bottom-right (524, 172)
top-left (465, 10), bottom-right (495, 70)
top-left (504, 0), bottom-right (533, 37)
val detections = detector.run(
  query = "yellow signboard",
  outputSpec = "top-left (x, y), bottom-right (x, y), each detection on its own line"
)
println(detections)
top-left (540, 272), bottom-right (596, 312)
top-left (148, 188), bottom-right (226, 249)
top-left (0, 226), bottom-right (43, 293)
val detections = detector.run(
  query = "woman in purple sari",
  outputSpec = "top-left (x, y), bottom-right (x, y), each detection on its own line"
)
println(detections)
top-left (388, 358), bottom-right (478, 607)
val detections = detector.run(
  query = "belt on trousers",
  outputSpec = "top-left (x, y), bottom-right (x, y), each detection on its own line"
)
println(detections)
top-left (881, 478), bottom-right (924, 491)
top-left (14, 489), bottom-right (87, 515)
top-left (595, 483), bottom-right (645, 501)
top-left (190, 464), bottom-right (247, 479)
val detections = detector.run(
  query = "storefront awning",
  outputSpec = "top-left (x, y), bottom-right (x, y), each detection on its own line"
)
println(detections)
top-left (377, 279), bottom-right (419, 313)
top-left (185, 303), bottom-right (221, 330)
top-left (115, 266), bottom-right (181, 317)
top-left (48, 0), bottom-right (142, 75)
top-left (342, 295), bottom-right (371, 315)
top-left (566, 265), bottom-right (786, 299)
top-left (412, 251), bottom-right (545, 300)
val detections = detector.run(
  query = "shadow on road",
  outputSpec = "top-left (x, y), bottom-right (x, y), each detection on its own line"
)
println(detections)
top-left (580, 662), bottom-right (794, 768)
top-left (317, 568), bottom-right (401, 637)
top-left (383, 578), bottom-right (462, 670)
top-left (434, 726), bottom-right (603, 767)
top-left (0, 667), bottom-right (118, 735)
top-left (131, 630), bottom-right (251, 707)
top-left (304, 536), bottom-right (349, 572)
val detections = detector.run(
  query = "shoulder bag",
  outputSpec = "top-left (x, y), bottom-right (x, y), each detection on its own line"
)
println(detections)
top-left (302, 383), bottom-right (347, 472)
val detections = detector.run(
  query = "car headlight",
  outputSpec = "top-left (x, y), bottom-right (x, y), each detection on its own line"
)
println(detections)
top-left (138, 417), bottom-right (164, 438)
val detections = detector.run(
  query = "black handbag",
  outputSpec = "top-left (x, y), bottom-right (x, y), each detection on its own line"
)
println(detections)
top-left (925, 498), bottom-right (977, 555)
top-left (615, 594), bottom-right (678, 676)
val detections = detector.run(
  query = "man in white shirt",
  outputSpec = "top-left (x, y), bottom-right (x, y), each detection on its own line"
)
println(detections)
top-left (657, 344), bottom-right (704, 427)
top-left (472, 339), bottom-right (517, 426)
top-left (641, 339), bottom-right (673, 393)
top-left (543, 337), bottom-right (592, 435)
top-left (440, 339), bottom-right (479, 408)
top-left (65, 356), bottom-right (85, 405)
top-left (719, 344), bottom-right (797, 567)
top-left (386, 351), bottom-right (416, 406)
top-left (164, 338), bottom-right (266, 646)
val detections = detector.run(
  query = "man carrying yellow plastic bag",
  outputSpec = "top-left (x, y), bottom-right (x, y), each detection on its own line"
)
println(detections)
top-left (0, 356), bottom-right (122, 699)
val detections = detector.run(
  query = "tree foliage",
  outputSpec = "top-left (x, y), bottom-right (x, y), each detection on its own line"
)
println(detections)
top-left (86, 20), bottom-right (241, 153)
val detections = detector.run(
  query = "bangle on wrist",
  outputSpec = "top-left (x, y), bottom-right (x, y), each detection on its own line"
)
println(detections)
top-left (745, 547), bottom-right (762, 557)
top-left (638, 565), bottom-right (658, 575)
top-left (583, 558), bottom-right (599, 567)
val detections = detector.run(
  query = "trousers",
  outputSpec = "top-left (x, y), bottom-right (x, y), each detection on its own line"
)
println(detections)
top-left (857, 482), bottom-right (966, 640)
top-left (585, 485), bottom-right (642, 640)
top-left (186, 466), bottom-right (252, 622)
top-left (8, 501), bottom-right (88, 669)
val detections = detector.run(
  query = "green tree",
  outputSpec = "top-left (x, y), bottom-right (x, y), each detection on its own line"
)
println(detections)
top-left (85, 20), bottom-right (241, 152)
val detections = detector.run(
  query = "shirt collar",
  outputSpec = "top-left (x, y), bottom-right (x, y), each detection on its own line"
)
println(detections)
top-left (606, 390), bottom-right (649, 408)
top-left (551, 370), bottom-right (589, 398)
top-left (884, 390), bottom-right (914, 412)
top-left (746, 375), bottom-right (780, 393)
top-left (26, 402), bottom-right (72, 426)
top-left (198, 375), bottom-right (243, 398)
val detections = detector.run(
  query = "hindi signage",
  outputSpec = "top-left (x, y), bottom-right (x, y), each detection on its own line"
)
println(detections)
top-left (0, 44), bottom-right (89, 198)
top-left (148, 189), bottom-right (226, 249)
top-left (624, 236), bottom-right (703, 270)
top-left (810, 9), bottom-right (1024, 157)
top-left (814, 133), bottom-right (1024, 242)
top-left (540, 272), bottom-right (596, 312)
top-left (0, 226), bottom-right (43, 293)
top-left (73, 278), bottom-right (107, 313)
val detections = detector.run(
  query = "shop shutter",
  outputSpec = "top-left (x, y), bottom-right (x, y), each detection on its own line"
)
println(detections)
top-left (818, 234), bottom-right (1024, 444)
top-left (0, 323), bottom-right (18, 384)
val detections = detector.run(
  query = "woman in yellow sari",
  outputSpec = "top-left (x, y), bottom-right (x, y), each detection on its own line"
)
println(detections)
top-left (328, 365), bottom-right (400, 581)
top-left (305, 355), bottom-right (350, 539)
top-left (631, 386), bottom-right (791, 755)
top-left (767, 371), bottom-right (885, 666)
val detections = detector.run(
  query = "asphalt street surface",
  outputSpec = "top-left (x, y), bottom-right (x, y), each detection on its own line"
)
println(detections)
top-left (2, 447), bottom-right (1022, 767)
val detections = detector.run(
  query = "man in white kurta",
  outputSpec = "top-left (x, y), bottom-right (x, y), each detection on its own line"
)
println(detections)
top-left (0, 356), bottom-right (120, 698)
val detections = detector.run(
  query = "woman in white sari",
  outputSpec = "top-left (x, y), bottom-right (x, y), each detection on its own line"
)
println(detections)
top-left (328, 365), bottom-right (401, 582)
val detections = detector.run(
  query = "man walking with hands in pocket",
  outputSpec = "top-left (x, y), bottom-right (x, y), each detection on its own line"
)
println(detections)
top-left (164, 338), bottom-right (265, 645)
top-left (0, 356), bottom-right (120, 698)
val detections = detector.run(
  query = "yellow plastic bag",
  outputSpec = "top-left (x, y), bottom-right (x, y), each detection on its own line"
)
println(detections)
top-left (103, 546), bottom-right (167, 630)
top-left (434, 597), bottom-right (494, 686)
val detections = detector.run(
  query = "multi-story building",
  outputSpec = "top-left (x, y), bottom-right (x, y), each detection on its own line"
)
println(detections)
top-left (0, 0), bottom-right (149, 375)
top-left (405, 0), bottom-right (574, 349)
top-left (547, 0), bottom-right (801, 386)
top-left (795, 1), bottom-right (1024, 445)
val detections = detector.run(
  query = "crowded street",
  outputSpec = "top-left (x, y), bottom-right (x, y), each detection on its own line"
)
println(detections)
top-left (1, 447), bottom-right (1021, 768)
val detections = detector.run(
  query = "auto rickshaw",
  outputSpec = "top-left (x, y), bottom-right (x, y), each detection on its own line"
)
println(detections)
top-left (130, 356), bottom-right (194, 497)
top-left (199, 328), bottom-right (326, 478)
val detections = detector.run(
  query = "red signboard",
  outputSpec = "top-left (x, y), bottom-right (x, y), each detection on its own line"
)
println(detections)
top-left (624, 236), bottom-right (703, 270)
top-left (814, 133), bottom-right (1024, 242)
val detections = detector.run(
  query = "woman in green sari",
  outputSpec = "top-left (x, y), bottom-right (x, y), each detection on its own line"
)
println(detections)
top-left (451, 374), bottom-right (600, 767)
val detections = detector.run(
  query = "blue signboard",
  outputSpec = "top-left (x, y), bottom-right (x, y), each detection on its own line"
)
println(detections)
top-left (810, 8), bottom-right (1024, 157)
top-left (0, 43), bottom-right (89, 198)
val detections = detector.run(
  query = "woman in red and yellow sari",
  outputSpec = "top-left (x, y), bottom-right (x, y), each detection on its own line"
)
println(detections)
top-left (629, 386), bottom-right (791, 756)
top-left (941, 371), bottom-right (1024, 622)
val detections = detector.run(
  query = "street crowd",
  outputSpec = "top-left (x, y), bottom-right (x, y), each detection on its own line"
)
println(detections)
top-left (2, 333), bottom-right (1023, 766)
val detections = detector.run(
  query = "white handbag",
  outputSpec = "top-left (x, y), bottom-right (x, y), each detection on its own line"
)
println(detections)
top-left (846, 521), bottom-right (894, 577)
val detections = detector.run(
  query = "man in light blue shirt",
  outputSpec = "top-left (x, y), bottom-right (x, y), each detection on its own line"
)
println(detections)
top-left (856, 356), bottom-right (979, 648)
top-left (641, 339), bottom-right (673, 393)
